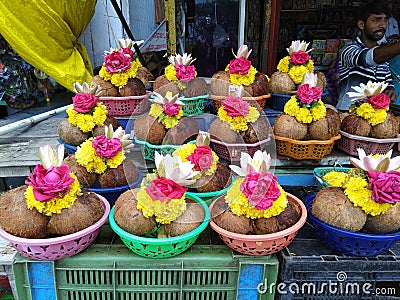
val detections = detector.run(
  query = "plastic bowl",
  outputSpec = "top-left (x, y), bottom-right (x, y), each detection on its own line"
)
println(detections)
top-left (57, 137), bottom-right (77, 154)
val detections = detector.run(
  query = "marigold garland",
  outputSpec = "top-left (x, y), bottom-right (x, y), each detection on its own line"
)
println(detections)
top-left (99, 58), bottom-right (142, 88)
top-left (225, 65), bottom-right (258, 86)
top-left (284, 96), bottom-right (326, 124)
top-left (217, 105), bottom-right (259, 132)
top-left (149, 103), bottom-right (184, 129)
top-left (66, 103), bottom-right (108, 132)
top-left (225, 178), bottom-right (288, 219)
top-left (25, 173), bottom-right (82, 216)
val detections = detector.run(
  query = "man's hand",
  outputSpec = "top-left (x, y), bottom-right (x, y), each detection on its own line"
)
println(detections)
top-left (384, 86), bottom-right (398, 102)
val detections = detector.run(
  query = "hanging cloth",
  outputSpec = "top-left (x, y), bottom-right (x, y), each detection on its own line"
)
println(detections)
top-left (0, 0), bottom-right (96, 91)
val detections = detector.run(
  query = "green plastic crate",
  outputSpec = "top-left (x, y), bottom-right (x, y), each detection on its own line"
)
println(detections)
top-left (13, 226), bottom-right (279, 300)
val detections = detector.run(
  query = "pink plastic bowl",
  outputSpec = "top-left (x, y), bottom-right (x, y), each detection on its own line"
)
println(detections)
top-left (209, 193), bottom-right (307, 256)
top-left (0, 194), bottom-right (110, 261)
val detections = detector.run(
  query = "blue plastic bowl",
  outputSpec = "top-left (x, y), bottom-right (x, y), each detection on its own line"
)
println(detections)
top-left (57, 138), bottom-right (77, 154)
top-left (304, 194), bottom-right (400, 257)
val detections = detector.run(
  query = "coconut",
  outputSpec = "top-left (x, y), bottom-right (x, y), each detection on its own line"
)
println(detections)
top-left (0, 185), bottom-right (49, 238)
top-left (133, 114), bottom-right (167, 144)
top-left (308, 108), bottom-right (341, 140)
top-left (183, 77), bottom-right (208, 98)
top-left (340, 114), bottom-right (371, 137)
top-left (370, 112), bottom-right (399, 139)
top-left (194, 163), bottom-right (232, 193)
top-left (163, 116), bottom-right (199, 145)
top-left (114, 189), bottom-right (157, 236)
top-left (316, 71), bottom-right (327, 90)
top-left (63, 155), bottom-right (97, 188)
top-left (273, 113), bottom-right (308, 140)
top-left (153, 75), bottom-right (179, 97)
top-left (47, 191), bottom-right (104, 236)
top-left (57, 119), bottom-right (90, 146)
top-left (135, 66), bottom-right (154, 87)
top-left (253, 197), bottom-right (301, 234)
top-left (97, 159), bottom-right (138, 188)
top-left (268, 71), bottom-right (296, 94)
top-left (90, 75), bottom-right (119, 97)
top-left (119, 77), bottom-right (146, 96)
top-left (210, 71), bottom-right (231, 96)
top-left (212, 196), bottom-right (253, 234)
top-left (92, 116), bottom-right (122, 137)
top-left (163, 201), bottom-right (205, 237)
top-left (240, 116), bottom-right (271, 143)
top-left (363, 204), bottom-right (400, 234)
top-left (209, 118), bottom-right (239, 143)
top-left (312, 187), bottom-right (367, 232)
top-left (248, 72), bottom-right (269, 96)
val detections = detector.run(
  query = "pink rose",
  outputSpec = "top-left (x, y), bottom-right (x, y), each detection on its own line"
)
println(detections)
top-left (26, 164), bottom-right (75, 202)
top-left (228, 57), bottom-right (252, 75)
top-left (290, 51), bottom-right (309, 65)
top-left (368, 171), bottom-right (400, 204)
top-left (92, 136), bottom-right (122, 159)
top-left (175, 65), bottom-right (196, 82)
top-left (366, 94), bottom-right (391, 110)
top-left (72, 93), bottom-right (98, 113)
top-left (145, 177), bottom-right (188, 201)
top-left (163, 103), bottom-right (180, 116)
top-left (296, 84), bottom-right (323, 104)
top-left (222, 96), bottom-right (250, 117)
top-left (104, 50), bottom-right (132, 73)
top-left (240, 172), bottom-right (281, 210)
top-left (121, 47), bottom-right (134, 58)
top-left (187, 146), bottom-right (214, 171)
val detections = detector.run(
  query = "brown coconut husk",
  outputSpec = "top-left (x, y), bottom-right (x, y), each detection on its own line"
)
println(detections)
top-left (248, 72), bottom-right (269, 96)
top-left (133, 114), bottom-right (167, 144)
top-left (57, 119), bottom-right (90, 146)
top-left (183, 77), bottom-right (208, 98)
top-left (0, 185), bottom-right (50, 238)
top-left (63, 155), bottom-right (97, 188)
top-left (194, 163), bottom-right (232, 193)
top-left (363, 204), bottom-right (400, 234)
top-left (153, 75), bottom-right (180, 97)
top-left (97, 159), bottom-right (138, 188)
top-left (312, 187), bottom-right (367, 232)
top-left (209, 118), bottom-right (240, 143)
top-left (163, 116), bottom-right (199, 145)
top-left (273, 113), bottom-right (308, 140)
top-left (47, 191), bottom-right (104, 236)
top-left (370, 111), bottom-right (399, 139)
top-left (114, 189), bottom-right (157, 236)
top-left (210, 71), bottom-right (231, 96)
top-left (316, 71), bottom-right (327, 90)
top-left (92, 116), bottom-right (122, 137)
top-left (119, 77), bottom-right (146, 96)
top-left (268, 71), bottom-right (296, 94)
top-left (135, 66), bottom-right (154, 87)
top-left (240, 116), bottom-right (271, 144)
top-left (308, 108), bottom-right (341, 140)
top-left (340, 114), bottom-right (371, 137)
top-left (90, 75), bottom-right (119, 97)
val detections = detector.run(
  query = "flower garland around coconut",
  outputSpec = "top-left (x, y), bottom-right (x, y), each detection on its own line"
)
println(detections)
top-left (314, 148), bottom-right (400, 233)
top-left (225, 45), bottom-right (258, 86)
top-left (284, 72), bottom-right (326, 124)
top-left (149, 91), bottom-right (185, 129)
top-left (164, 52), bottom-right (197, 89)
top-left (66, 82), bottom-right (108, 133)
top-left (277, 40), bottom-right (314, 84)
top-left (75, 125), bottom-right (133, 174)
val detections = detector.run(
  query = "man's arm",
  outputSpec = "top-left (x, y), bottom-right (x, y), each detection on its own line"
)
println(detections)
top-left (373, 41), bottom-right (400, 64)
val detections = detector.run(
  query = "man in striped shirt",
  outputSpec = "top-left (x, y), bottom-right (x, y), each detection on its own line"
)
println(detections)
top-left (336, 1), bottom-right (398, 111)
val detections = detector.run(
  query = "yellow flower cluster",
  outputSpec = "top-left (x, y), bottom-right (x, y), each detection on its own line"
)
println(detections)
top-left (351, 103), bottom-right (387, 126)
top-left (225, 178), bottom-right (288, 219)
top-left (284, 96), bottom-right (326, 124)
top-left (99, 58), bottom-right (142, 88)
top-left (149, 104), bottom-right (184, 129)
top-left (322, 171), bottom-right (348, 187)
top-left (217, 105), bottom-right (259, 132)
top-left (277, 57), bottom-right (314, 84)
top-left (66, 103), bottom-right (108, 133)
top-left (25, 174), bottom-right (82, 216)
top-left (165, 64), bottom-right (178, 82)
top-left (75, 139), bottom-right (125, 174)
top-left (225, 65), bottom-right (258, 86)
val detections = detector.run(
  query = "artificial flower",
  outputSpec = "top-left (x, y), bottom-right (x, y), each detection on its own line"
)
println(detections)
top-left (149, 91), bottom-right (185, 129)
top-left (225, 44), bottom-right (258, 86)
top-left (165, 52), bottom-right (197, 82)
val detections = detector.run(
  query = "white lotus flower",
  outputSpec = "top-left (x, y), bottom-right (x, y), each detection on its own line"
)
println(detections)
top-left (150, 91), bottom-right (185, 106)
top-left (39, 145), bottom-right (64, 169)
top-left (118, 38), bottom-right (144, 49)
top-left (233, 45), bottom-right (252, 59)
top-left (196, 131), bottom-right (210, 146)
top-left (301, 72), bottom-right (318, 87)
top-left (104, 125), bottom-right (133, 152)
top-left (347, 81), bottom-right (389, 101)
top-left (287, 40), bottom-right (312, 54)
top-left (73, 82), bottom-right (102, 96)
top-left (154, 152), bottom-right (199, 186)
top-left (229, 150), bottom-right (272, 177)
top-left (168, 53), bottom-right (196, 66)
top-left (350, 148), bottom-right (400, 173)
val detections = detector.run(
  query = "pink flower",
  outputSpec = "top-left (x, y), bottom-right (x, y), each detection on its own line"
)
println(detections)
top-left (121, 47), bottom-right (134, 58)
top-left (163, 103), bottom-right (180, 116)
top-left (92, 136), bottom-right (122, 159)
top-left (145, 177), bottom-right (188, 201)
top-left (26, 164), bottom-right (75, 202)
top-left (228, 57), bottom-right (252, 75)
top-left (368, 171), bottom-right (400, 204)
top-left (175, 64), bottom-right (196, 82)
top-left (187, 146), bottom-right (214, 171)
top-left (222, 96), bottom-right (250, 117)
top-left (72, 93), bottom-right (98, 113)
top-left (290, 50), bottom-right (309, 65)
top-left (366, 93), bottom-right (391, 110)
top-left (297, 84), bottom-right (322, 104)
top-left (104, 50), bottom-right (132, 73)
top-left (240, 172), bottom-right (281, 210)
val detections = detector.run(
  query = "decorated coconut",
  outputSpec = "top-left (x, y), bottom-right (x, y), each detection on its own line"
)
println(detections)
top-left (315, 148), bottom-right (400, 234)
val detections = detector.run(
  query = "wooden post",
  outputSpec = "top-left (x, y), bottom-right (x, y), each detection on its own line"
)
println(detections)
top-left (165, 0), bottom-right (177, 55)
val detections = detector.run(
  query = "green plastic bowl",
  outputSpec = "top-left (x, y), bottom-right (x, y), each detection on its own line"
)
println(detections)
top-left (109, 194), bottom-right (210, 258)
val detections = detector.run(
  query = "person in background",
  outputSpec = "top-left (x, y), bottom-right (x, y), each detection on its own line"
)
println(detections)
top-left (336, 0), bottom-right (399, 111)
top-left (385, 0), bottom-right (399, 40)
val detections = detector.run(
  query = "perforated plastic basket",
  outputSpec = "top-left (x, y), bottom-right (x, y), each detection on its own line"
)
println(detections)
top-left (99, 91), bottom-right (151, 116)
top-left (180, 94), bottom-right (209, 116)
top-left (134, 137), bottom-right (195, 161)
top-left (337, 130), bottom-right (400, 156)
top-left (211, 93), bottom-right (271, 112)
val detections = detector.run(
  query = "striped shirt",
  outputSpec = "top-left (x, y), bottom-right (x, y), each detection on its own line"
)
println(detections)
top-left (336, 37), bottom-right (393, 111)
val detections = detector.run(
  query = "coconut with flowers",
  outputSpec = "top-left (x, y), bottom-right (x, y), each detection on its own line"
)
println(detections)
top-left (340, 81), bottom-right (399, 139)
top-left (314, 149), bottom-right (400, 233)
top-left (0, 145), bottom-right (105, 239)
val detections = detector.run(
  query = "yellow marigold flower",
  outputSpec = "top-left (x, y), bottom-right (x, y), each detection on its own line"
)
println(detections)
top-left (75, 140), bottom-right (107, 174)
top-left (307, 60), bottom-right (314, 72)
top-left (165, 64), bottom-right (178, 81)
top-left (148, 103), bottom-right (183, 129)
top-left (288, 65), bottom-right (308, 84)
top-left (311, 101), bottom-right (326, 121)
top-left (111, 72), bottom-right (129, 88)
top-left (368, 109), bottom-right (387, 126)
top-left (356, 103), bottom-right (375, 119)
top-left (149, 103), bottom-right (164, 118)
top-left (107, 151), bottom-right (125, 168)
top-left (277, 56), bottom-right (290, 73)
top-left (127, 59), bottom-right (142, 77)
top-left (217, 105), bottom-right (259, 132)
top-left (99, 66), bottom-right (112, 81)
top-left (322, 171), bottom-right (348, 187)
top-left (228, 66), bottom-right (258, 86)
top-left (67, 104), bottom-right (108, 132)
top-left (284, 96), bottom-right (300, 117)
top-left (297, 107), bottom-right (313, 123)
